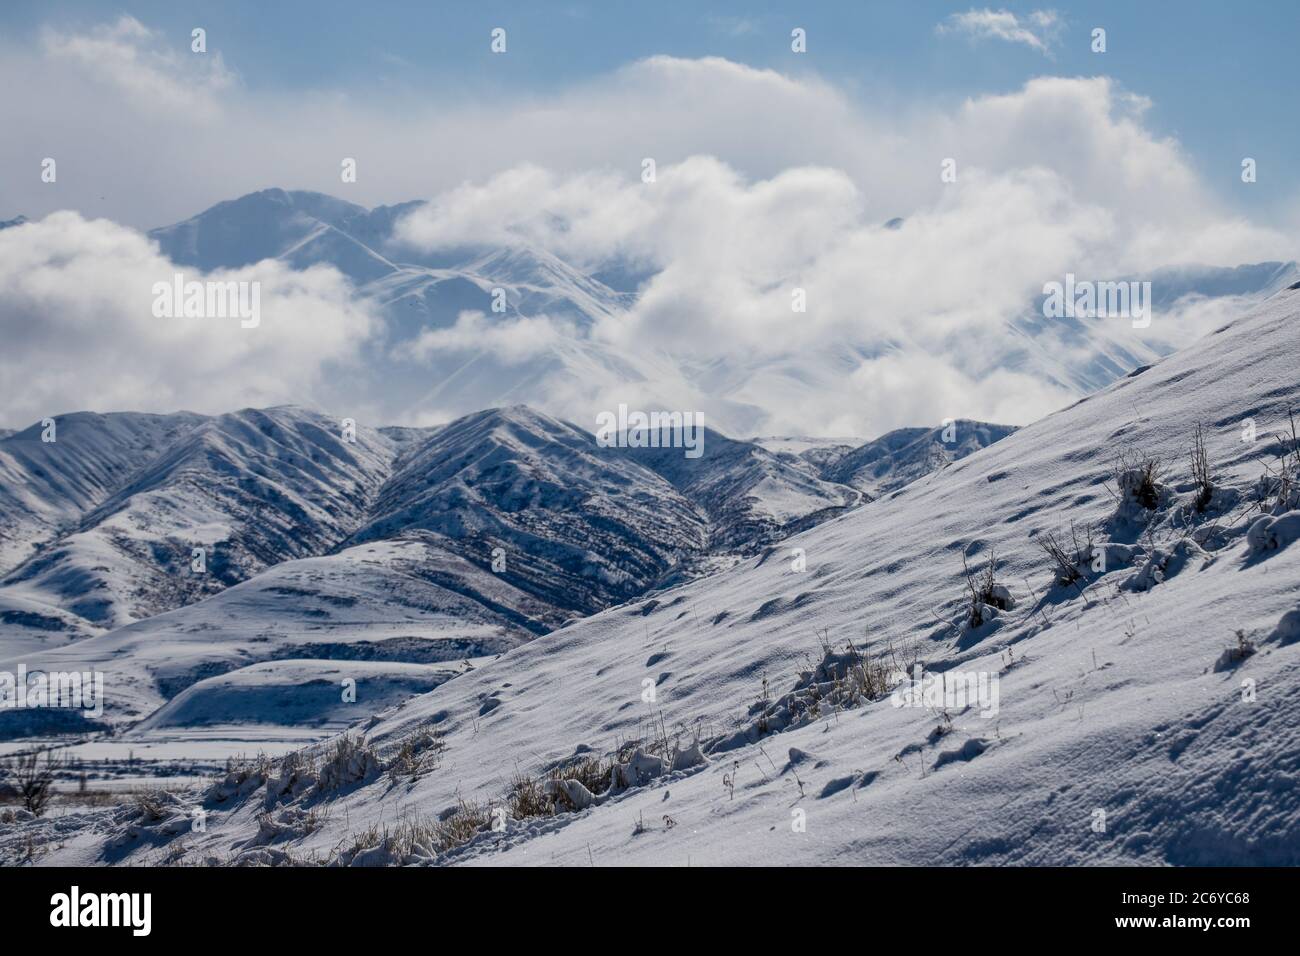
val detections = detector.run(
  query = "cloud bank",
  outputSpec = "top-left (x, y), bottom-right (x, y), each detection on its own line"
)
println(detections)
top-left (0, 17), bottom-right (1295, 437)
top-left (0, 213), bottom-right (374, 427)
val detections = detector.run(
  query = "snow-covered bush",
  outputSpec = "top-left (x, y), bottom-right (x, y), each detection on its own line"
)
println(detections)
top-left (1124, 538), bottom-right (1210, 591)
top-left (1214, 631), bottom-right (1256, 671)
top-left (1246, 511), bottom-right (1300, 555)
top-left (386, 727), bottom-right (445, 782)
top-left (1037, 524), bottom-right (1096, 586)
top-left (669, 741), bottom-right (708, 772)
top-left (1254, 409), bottom-right (1300, 514)
top-left (252, 806), bottom-right (324, 846)
top-left (610, 749), bottom-right (665, 791)
top-left (132, 789), bottom-right (169, 822)
top-left (1107, 452), bottom-right (1168, 528)
top-left (742, 638), bottom-right (900, 741)
top-left (546, 752), bottom-right (613, 798)
top-left (313, 734), bottom-right (380, 795)
top-left (429, 800), bottom-right (492, 854)
top-left (1189, 423), bottom-right (1215, 513)
top-left (113, 790), bottom-right (194, 845)
top-left (963, 550), bottom-right (1015, 628)
top-left (331, 817), bottom-right (438, 867)
top-left (543, 777), bottom-right (596, 811)
top-left (205, 754), bottom-right (271, 804)
top-left (507, 772), bottom-right (555, 818)
top-left (264, 750), bottom-right (318, 808)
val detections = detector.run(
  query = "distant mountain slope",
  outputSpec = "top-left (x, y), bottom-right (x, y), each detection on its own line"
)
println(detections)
top-left (632, 427), bottom-right (862, 551)
top-left (149, 189), bottom-right (374, 275)
top-left (351, 405), bottom-right (711, 616)
top-left (824, 420), bottom-right (1018, 497)
top-left (0, 407), bottom-right (398, 629)
top-left (0, 411), bottom-right (206, 575)
top-left (1000, 261), bottom-right (1300, 396)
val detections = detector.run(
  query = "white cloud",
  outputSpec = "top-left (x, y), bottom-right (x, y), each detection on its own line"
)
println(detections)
top-left (41, 15), bottom-right (234, 119)
top-left (386, 74), bottom-right (1291, 434)
top-left (0, 213), bottom-right (374, 426)
top-left (1, 16), bottom-right (1296, 437)
top-left (401, 311), bottom-right (573, 365)
top-left (938, 9), bottom-right (1064, 54)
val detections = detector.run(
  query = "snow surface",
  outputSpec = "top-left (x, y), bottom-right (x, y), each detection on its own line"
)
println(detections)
top-left (7, 283), bottom-right (1299, 866)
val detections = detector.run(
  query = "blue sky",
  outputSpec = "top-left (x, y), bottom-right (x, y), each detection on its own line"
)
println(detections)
top-left (4, 0), bottom-right (1298, 218)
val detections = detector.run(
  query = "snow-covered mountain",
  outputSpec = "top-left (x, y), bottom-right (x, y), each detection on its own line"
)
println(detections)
top-left (0, 407), bottom-right (396, 631)
top-left (6, 401), bottom-right (996, 735)
top-left (346, 405), bottom-right (709, 617)
top-left (823, 420), bottom-right (1019, 498)
top-left (146, 189), bottom-right (673, 430)
top-left (1002, 260), bottom-right (1300, 396)
top-left (0, 411), bottom-right (207, 578)
top-left (13, 280), bottom-right (1295, 866)
top-left (632, 427), bottom-right (862, 551)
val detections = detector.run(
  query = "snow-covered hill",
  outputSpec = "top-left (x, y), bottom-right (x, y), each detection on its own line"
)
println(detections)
top-left (1, 403), bottom-right (914, 738)
top-left (0, 407), bottom-right (396, 630)
top-left (632, 427), bottom-right (862, 551)
top-left (0, 534), bottom-right (557, 736)
top-left (348, 405), bottom-right (710, 616)
top-left (19, 282), bottom-right (1296, 866)
top-left (824, 420), bottom-right (1018, 498)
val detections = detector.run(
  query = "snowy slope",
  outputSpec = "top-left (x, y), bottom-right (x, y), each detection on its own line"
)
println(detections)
top-left (25, 284), bottom-right (1298, 866)
top-left (351, 405), bottom-right (711, 616)
top-left (0, 411), bottom-right (205, 575)
top-left (0, 407), bottom-right (398, 629)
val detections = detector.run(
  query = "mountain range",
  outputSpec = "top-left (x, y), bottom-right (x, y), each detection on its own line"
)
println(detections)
top-left (0, 398), bottom-right (1008, 735)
